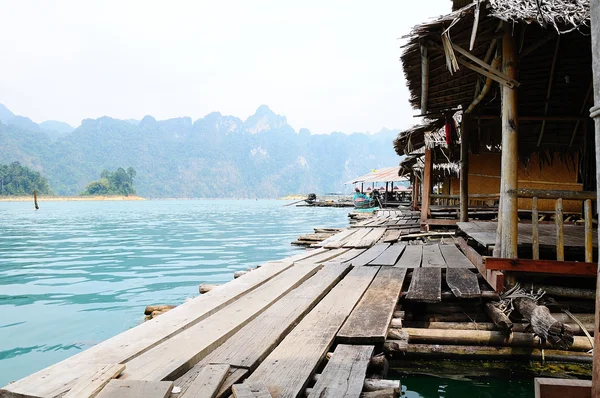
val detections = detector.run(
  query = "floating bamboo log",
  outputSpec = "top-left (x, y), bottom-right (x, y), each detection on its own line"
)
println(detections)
top-left (397, 322), bottom-right (594, 335)
top-left (513, 297), bottom-right (573, 349)
top-left (532, 284), bottom-right (595, 300)
top-left (485, 302), bottom-right (513, 332)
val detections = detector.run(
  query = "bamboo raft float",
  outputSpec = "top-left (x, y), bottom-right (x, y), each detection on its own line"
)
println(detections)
top-left (2, 209), bottom-right (595, 398)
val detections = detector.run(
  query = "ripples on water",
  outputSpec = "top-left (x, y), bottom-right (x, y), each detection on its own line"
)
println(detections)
top-left (0, 200), bottom-right (349, 385)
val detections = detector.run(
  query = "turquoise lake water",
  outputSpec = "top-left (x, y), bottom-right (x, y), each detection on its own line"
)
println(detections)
top-left (0, 200), bottom-right (535, 396)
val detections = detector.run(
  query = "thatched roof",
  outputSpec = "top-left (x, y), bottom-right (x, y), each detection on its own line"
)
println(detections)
top-left (400, 0), bottom-right (592, 157)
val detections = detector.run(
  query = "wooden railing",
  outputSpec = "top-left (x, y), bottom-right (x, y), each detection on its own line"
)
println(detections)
top-left (514, 189), bottom-right (596, 262)
top-left (430, 193), bottom-right (500, 207)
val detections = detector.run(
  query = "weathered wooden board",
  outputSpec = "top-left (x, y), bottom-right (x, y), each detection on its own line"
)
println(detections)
top-left (421, 244), bottom-right (446, 268)
top-left (307, 344), bottom-right (374, 398)
top-left (197, 263), bottom-right (351, 370)
top-left (393, 245), bottom-right (422, 268)
top-left (321, 229), bottom-right (358, 249)
top-left (369, 244), bottom-right (406, 266)
top-left (95, 380), bottom-right (173, 398)
top-left (294, 248), bottom-right (350, 265)
top-left (356, 228), bottom-right (387, 248)
top-left (445, 268), bottom-right (481, 298)
top-left (64, 364), bottom-right (126, 398)
top-left (180, 364), bottom-right (230, 398)
top-left (232, 382), bottom-right (273, 398)
top-left (0, 260), bottom-right (295, 398)
top-left (245, 266), bottom-right (380, 398)
top-left (405, 267), bottom-right (441, 303)
top-left (440, 244), bottom-right (476, 269)
top-left (382, 229), bottom-right (401, 243)
top-left (350, 244), bottom-right (390, 266)
top-left (337, 267), bottom-right (407, 343)
top-left (121, 263), bottom-right (322, 381)
top-left (343, 228), bottom-right (373, 248)
top-left (325, 248), bottom-right (366, 266)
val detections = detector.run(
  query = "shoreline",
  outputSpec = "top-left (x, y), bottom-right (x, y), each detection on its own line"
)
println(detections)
top-left (0, 195), bottom-right (145, 202)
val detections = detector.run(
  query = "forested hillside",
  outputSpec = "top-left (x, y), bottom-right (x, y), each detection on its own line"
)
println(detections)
top-left (0, 104), bottom-right (401, 198)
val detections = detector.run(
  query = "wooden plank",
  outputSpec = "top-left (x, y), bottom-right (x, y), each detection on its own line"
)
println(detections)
top-left (356, 228), bottom-right (386, 248)
top-left (180, 364), bottom-right (230, 398)
top-left (0, 260), bottom-right (295, 398)
top-left (64, 364), bottom-right (126, 398)
top-left (485, 258), bottom-right (597, 276)
top-left (245, 266), bottom-right (380, 398)
top-left (320, 229), bottom-right (357, 249)
top-left (350, 243), bottom-right (390, 266)
top-left (369, 244), bottom-right (405, 266)
top-left (120, 263), bottom-right (323, 381)
top-left (232, 382), bottom-right (272, 398)
top-left (421, 244), bottom-right (446, 268)
top-left (439, 244), bottom-right (475, 269)
top-left (382, 229), bottom-right (401, 243)
top-left (196, 263), bottom-right (351, 371)
top-left (456, 237), bottom-right (504, 293)
top-left (294, 248), bottom-right (350, 265)
top-left (534, 378), bottom-right (591, 398)
top-left (307, 344), bottom-right (374, 398)
top-left (393, 245), bottom-right (422, 268)
top-left (324, 248), bottom-right (366, 265)
top-left (337, 267), bottom-right (407, 343)
top-left (405, 268), bottom-right (441, 303)
top-left (343, 228), bottom-right (372, 248)
top-left (446, 268), bottom-right (481, 298)
top-left (95, 380), bottom-right (173, 398)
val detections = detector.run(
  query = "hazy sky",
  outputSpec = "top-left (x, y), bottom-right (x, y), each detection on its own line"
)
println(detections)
top-left (0, 1), bottom-right (449, 134)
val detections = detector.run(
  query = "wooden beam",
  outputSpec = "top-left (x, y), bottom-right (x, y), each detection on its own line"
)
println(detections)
top-left (477, 115), bottom-right (588, 121)
top-left (412, 175), bottom-right (419, 210)
top-left (460, 114), bottom-right (470, 222)
top-left (485, 257), bottom-right (597, 277)
top-left (532, 197), bottom-right (539, 260)
top-left (421, 148), bottom-right (433, 222)
top-left (537, 37), bottom-right (560, 147)
top-left (569, 82), bottom-right (593, 147)
top-left (514, 188), bottom-right (597, 200)
top-left (421, 43), bottom-right (429, 114)
top-left (534, 378), bottom-right (591, 398)
top-left (500, 30), bottom-right (519, 259)
top-left (456, 237), bottom-right (504, 293)
top-left (556, 198), bottom-right (564, 261)
top-left (585, 199), bottom-right (593, 263)
top-left (519, 31), bottom-right (557, 59)
top-left (450, 42), bottom-right (520, 87)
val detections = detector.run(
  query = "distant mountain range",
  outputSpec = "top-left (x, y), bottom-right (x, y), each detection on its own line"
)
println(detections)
top-left (0, 103), bottom-right (402, 198)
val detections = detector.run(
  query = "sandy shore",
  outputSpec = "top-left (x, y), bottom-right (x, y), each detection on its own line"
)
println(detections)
top-left (0, 195), bottom-right (145, 202)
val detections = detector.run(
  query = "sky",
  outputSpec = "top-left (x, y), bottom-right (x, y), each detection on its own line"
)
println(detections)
top-left (0, 0), bottom-right (449, 134)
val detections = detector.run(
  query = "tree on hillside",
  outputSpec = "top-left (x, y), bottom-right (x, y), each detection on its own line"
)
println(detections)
top-left (0, 162), bottom-right (53, 196)
top-left (82, 167), bottom-right (136, 196)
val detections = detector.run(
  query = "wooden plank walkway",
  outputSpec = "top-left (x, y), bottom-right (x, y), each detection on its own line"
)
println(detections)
top-left (3, 210), bottom-right (503, 398)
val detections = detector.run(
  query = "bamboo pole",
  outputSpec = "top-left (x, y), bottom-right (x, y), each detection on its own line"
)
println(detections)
top-left (33, 189), bottom-right (39, 210)
top-left (556, 198), bottom-right (564, 261)
top-left (532, 197), bottom-right (539, 260)
top-left (421, 148), bottom-right (432, 222)
top-left (585, 199), bottom-right (593, 263)
top-left (500, 29), bottom-right (519, 258)
top-left (460, 115), bottom-right (469, 222)
top-left (421, 43), bottom-right (429, 114)
top-left (591, 1), bottom-right (600, 393)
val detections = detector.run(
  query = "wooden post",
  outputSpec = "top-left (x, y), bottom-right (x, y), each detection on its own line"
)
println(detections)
top-left (413, 175), bottom-right (419, 209)
top-left (556, 198), bottom-right (564, 261)
top-left (590, 2), bottom-right (600, 391)
top-left (532, 197), bottom-right (539, 260)
top-left (460, 115), bottom-right (470, 222)
top-left (421, 148), bottom-right (433, 221)
top-left (421, 43), bottom-right (429, 114)
top-left (499, 29), bottom-right (519, 258)
top-left (585, 199), bottom-right (593, 263)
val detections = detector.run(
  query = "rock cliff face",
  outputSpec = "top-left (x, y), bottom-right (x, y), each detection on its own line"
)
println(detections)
top-left (0, 104), bottom-right (401, 198)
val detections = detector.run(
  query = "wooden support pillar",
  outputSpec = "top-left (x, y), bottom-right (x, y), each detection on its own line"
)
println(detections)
top-left (421, 43), bottom-right (429, 114)
top-left (499, 29), bottom-right (519, 258)
top-left (460, 115), bottom-right (470, 222)
top-left (412, 175), bottom-right (419, 210)
top-left (421, 148), bottom-right (433, 221)
top-left (589, 0), bottom-right (600, 393)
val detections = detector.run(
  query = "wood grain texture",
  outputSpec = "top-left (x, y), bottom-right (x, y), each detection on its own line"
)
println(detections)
top-left (439, 244), bottom-right (475, 269)
top-left (0, 261), bottom-right (295, 398)
top-left (356, 229), bottom-right (387, 248)
top-left (64, 364), bottom-right (126, 398)
top-left (337, 268), bottom-right (407, 343)
top-left (350, 244), bottom-right (390, 266)
top-left (421, 244), bottom-right (446, 268)
top-left (383, 230), bottom-right (401, 243)
top-left (121, 264), bottom-right (322, 381)
top-left (445, 268), bottom-right (481, 298)
top-left (180, 364), bottom-right (230, 398)
top-left (369, 244), bottom-right (406, 266)
top-left (308, 344), bottom-right (374, 398)
top-left (95, 380), bottom-right (173, 398)
top-left (405, 268), bottom-right (441, 303)
top-left (343, 228), bottom-right (373, 248)
top-left (393, 245), bottom-right (422, 268)
top-left (485, 258), bottom-right (597, 276)
top-left (246, 266), bottom-right (380, 398)
top-left (232, 382), bottom-right (273, 398)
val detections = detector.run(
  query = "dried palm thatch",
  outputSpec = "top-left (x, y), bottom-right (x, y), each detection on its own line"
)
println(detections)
top-left (489, 0), bottom-right (590, 34)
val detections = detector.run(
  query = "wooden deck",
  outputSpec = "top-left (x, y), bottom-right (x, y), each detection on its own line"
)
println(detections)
top-left (2, 210), bottom-right (592, 398)
top-left (458, 221), bottom-right (598, 250)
